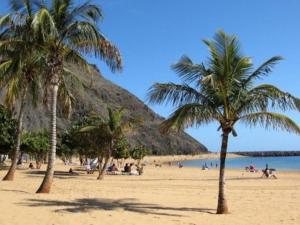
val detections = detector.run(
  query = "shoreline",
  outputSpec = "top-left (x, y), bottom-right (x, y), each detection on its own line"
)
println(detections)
top-left (143, 154), bottom-right (300, 172)
top-left (143, 152), bottom-right (242, 165)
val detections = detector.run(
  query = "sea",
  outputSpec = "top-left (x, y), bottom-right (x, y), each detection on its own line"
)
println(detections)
top-left (181, 156), bottom-right (300, 171)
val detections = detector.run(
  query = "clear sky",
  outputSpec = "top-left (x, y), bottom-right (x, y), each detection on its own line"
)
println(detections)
top-left (1, 0), bottom-right (300, 152)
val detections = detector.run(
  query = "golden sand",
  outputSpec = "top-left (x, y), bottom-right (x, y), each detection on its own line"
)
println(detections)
top-left (0, 160), bottom-right (299, 225)
top-left (144, 153), bottom-right (242, 165)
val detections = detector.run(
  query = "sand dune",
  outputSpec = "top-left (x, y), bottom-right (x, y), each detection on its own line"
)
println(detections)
top-left (0, 161), bottom-right (299, 225)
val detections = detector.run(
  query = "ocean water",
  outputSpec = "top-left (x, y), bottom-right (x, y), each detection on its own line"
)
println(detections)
top-left (181, 156), bottom-right (300, 171)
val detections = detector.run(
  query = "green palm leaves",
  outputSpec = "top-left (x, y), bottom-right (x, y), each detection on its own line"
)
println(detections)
top-left (148, 30), bottom-right (300, 135)
top-left (31, 0), bottom-right (122, 73)
top-left (80, 107), bottom-right (127, 144)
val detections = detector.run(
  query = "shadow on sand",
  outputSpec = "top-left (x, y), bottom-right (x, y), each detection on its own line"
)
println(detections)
top-left (0, 188), bottom-right (30, 194)
top-left (22, 198), bottom-right (215, 216)
top-left (25, 170), bottom-right (83, 179)
top-left (126, 176), bottom-right (262, 182)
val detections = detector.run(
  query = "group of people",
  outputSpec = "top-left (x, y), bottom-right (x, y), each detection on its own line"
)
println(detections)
top-left (79, 161), bottom-right (144, 176)
top-left (245, 164), bottom-right (258, 172)
top-left (245, 163), bottom-right (277, 178)
top-left (201, 162), bottom-right (218, 170)
top-left (107, 162), bottom-right (144, 175)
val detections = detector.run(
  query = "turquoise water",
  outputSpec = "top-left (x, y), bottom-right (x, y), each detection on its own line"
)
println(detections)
top-left (181, 156), bottom-right (300, 171)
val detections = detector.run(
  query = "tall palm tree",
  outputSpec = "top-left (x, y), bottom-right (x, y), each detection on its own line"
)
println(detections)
top-left (32, 0), bottom-right (122, 193)
top-left (0, 0), bottom-right (45, 181)
top-left (147, 31), bottom-right (300, 214)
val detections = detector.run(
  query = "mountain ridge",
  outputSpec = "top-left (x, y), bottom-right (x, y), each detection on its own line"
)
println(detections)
top-left (0, 64), bottom-right (208, 155)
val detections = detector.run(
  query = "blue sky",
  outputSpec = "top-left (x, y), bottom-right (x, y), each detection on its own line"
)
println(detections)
top-left (1, 0), bottom-right (300, 152)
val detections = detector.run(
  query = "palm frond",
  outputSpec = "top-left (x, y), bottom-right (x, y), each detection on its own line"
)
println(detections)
top-left (160, 103), bottom-right (217, 134)
top-left (244, 56), bottom-right (283, 84)
top-left (9, 0), bottom-right (24, 11)
top-left (147, 82), bottom-right (209, 107)
top-left (107, 107), bottom-right (123, 132)
top-left (79, 125), bottom-right (97, 133)
top-left (4, 76), bottom-right (22, 107)
top-left (250, 84), bottom-right (300, 110)
top-left (0, 60), bottom-right (14, 86)
top-left (32, 7), bottom-right (57, 39)
top-left (58, 74), bottom-right (77, 119)
top-left (63, 47), bottom-right (91, 73)
top-left (239, 112), bottom-right (300, 135)
top-left (67, 1), bottom-right (103, 23)
top-left (63, 21), bottom-right (122, 72)
top-left (172, 55), bottom-right (208, 83)
top-left (96, 37), bottom-right (122, 72)
top-left (0, 14), bottom-right (12, 31)
top-left (63, 67), bottom-right (84, 90)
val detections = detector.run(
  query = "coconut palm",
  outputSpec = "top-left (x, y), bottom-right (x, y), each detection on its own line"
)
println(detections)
top-left (31, 0), bottom-right (122, 193)
top-left (147, 31), bottom-right (300, 214)
top-left (0, 0), bottom-right (45, 181)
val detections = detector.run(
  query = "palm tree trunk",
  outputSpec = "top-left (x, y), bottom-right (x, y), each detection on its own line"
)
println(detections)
top-left (216, 130), bottom-right (230, 214)
top-left (97, 154), bottom-right (109, 180)
top-left (36, 83), bottom-right (58, 193)
top-left (137, 159), bottom-right (141, 166)
top-left (3, 92), bottom-right (26, 181)
top-left (98, 145), bottom-right (112, 180)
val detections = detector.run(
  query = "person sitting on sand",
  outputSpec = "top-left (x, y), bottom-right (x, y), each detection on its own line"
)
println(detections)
top-left (86, 164), bottom-right (92, 174)
top-left (69, 168), bottom-right (79, 175)
top-left (29, 162), bottom-right (35, 169)
top-left (123, 163), bottom-right (130, 173)
top-left (129, 164), bottom-right (139, 175)
top-left (17, 157), bottom-right (23, 165)
top-left (108, 163), bottom-right (118, 172)
top-left (129, 163), bottom-right (134, 172)
top-left (249, 165), bottom-right (258, 172)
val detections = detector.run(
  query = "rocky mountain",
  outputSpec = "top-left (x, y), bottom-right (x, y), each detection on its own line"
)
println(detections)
top-left (0, 64), bottom-right (208, 155)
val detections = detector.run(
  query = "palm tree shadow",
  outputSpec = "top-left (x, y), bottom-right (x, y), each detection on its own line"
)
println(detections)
top-left (201, 177), bottom-right (262, 181)
top-left (23, 198), bottom-right (215, 216)
top-left (25, 170), bottom-right (83, 179)
top-left (0, 188), bottom-right (30, 194)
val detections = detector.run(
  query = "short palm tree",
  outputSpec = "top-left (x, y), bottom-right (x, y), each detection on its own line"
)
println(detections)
top-left (32, 0), bottom-right (122, 193)
top-left (0, 0), bottom-right (45, 181)
top-left (147, 31), bottom-right (300, 214)
top-left (80, 108), bottom-right (126, 180)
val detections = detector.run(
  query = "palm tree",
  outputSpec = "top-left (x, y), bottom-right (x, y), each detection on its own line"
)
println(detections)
top-left (80, 108), bottom-right (126, 180)
top-left (147, 31), bottom-right (300, 214)
top-left (0, 0), bottom-right (45, 181)
top-left (32, 0), bottom-right (122, 193)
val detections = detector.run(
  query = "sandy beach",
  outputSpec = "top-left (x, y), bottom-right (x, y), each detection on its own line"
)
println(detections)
top-left (143, 153), bottom-right (242, 165)
top-left (0, 159), bottom-right (299, 225)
